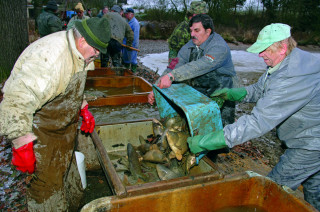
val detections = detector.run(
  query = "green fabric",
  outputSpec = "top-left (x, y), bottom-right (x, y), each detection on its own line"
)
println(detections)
top-left (189, 1), bottom-right (208, 14)
top-left (247, 23), bottom-right (291, 53)
top-left (210, 87), bottom-right (247, 102)
top-left (37, 10), bottom-right (62, 37)
top-left (187, 130), bottom-right (227, 154)
top-left (75, 17), bottom-right (111, 54)
top-left (167, 17), bottom-right (190, 58)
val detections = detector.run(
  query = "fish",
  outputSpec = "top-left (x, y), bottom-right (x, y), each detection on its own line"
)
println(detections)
top-left (152, 118), bottom-right (165, 137)
top-left (143, 149), bottom-right (168, 163)
top-left (185, 153), bottom-right (197, 174)
top-left (166, 130), bottom-right (189, 160)
top-left (156, 164), bottom-right (181, 180)
top-left (164, 116), bottom-right (187, 132)
top-left (127, 143), bottom-right (147, 181)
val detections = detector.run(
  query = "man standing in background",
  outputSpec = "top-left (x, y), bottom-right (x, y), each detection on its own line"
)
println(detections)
top-left (37, 0), bottom-right (62, 37)
top-left (122, 8), bottom-right (140, 72)
top-left (67, 2), bottom-right (90, 28)
top-left (101, 5), bottom-right (134, 67)
top-left (167, 1), bottom-right (208, 64)
top-left (97, 5), bottom-right (109, 18)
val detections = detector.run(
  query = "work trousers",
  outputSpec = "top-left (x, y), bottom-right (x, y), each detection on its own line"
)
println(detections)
top-left (268, 148), bottom-right (320, 210)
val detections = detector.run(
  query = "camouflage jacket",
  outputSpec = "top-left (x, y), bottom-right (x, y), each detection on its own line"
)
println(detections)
top-left (167, 17), bottom-right (190, 56)
top-left (104, 12), bottom-right (134, 46)
top-left (37, 10), bottom-right (62, 37)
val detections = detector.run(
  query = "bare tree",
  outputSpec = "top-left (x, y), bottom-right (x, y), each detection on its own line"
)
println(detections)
top-left (0, 0), bottom-right (29, 83)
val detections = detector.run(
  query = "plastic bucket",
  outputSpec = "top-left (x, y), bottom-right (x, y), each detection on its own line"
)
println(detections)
top-left (75, 151), bottom-right (87, 189)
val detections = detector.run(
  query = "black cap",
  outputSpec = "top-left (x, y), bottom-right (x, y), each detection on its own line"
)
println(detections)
top-left (125, 8), bottom-right (134, 13)
top-left (46, 0), bottom-right (58, 11)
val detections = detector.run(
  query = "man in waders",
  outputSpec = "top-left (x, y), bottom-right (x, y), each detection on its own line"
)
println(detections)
top-left (0, 17), bottom-right (110, 211)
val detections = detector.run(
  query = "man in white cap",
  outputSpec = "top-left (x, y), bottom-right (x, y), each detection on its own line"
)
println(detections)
top-left (187, 23), bottom-right (320, 210)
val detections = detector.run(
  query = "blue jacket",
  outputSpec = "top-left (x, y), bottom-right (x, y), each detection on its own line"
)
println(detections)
top-left (122, 17), bottom-right (140, 64)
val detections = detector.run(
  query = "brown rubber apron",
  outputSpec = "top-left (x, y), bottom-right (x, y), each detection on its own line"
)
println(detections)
top-left (28, 66), bottom-right (87, 209)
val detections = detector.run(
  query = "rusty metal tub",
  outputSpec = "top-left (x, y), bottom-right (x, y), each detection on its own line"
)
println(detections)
top-left (81, 171), bottom-right (317, 212)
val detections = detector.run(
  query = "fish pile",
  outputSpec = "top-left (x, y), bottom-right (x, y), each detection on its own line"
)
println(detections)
top-left (111, 116), bottom-right (198, 185)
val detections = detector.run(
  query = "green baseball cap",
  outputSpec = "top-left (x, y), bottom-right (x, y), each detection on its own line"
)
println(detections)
top-left (189, 1), bottom-right (208, 14)
top-left (75, 17), bottom-right (111, 54)
top-left (247, 23), bottom-right (291, 53)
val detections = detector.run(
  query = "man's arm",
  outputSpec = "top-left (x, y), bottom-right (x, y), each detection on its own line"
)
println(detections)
top-left (171, 43), bottom-right (231, 81)
top-left (224, 69), bottom-right (312, 147)
top-left (0, 56), bottom-right (64, 140)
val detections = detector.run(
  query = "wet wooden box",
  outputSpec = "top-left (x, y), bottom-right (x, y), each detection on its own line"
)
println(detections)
top-left (89, 119), bottom-right (220, 198)
top-left (85, 75), bottom-right (152, 106)
top-left (87, 67), bottom-right (133, 77)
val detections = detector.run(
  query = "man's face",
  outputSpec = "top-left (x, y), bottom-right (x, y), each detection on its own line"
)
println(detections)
top-left (258, 46), bottom-right (284, 67)
top-left (77, 37), bottom-right (100, 64)
top-left (125, 12), bottom-right (133, 20)
top-left (103, 7), bottom-right (109, 14)
top-left (77, 10), bottom-right (83, 18)
top-left (190, 22), bottom-right (211, 46)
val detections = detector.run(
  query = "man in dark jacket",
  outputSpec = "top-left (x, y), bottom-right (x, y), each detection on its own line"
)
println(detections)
top-left (37, 0), bottom-right (62, 37)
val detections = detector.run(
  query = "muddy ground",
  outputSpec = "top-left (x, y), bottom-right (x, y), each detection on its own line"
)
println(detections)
top-left (1, 40), bottom-right (319, 211)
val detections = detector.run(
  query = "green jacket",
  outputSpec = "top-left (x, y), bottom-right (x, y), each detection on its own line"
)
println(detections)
top-left (37, 10), bottom-right (62, 37)
top-left (167, 17), bottom-right (190, 58)
top-left (104, 12), bottom-right (134, 46)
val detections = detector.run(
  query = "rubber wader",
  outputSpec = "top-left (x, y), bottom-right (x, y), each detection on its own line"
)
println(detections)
top-left (28, 68), bottom-right (87, 211)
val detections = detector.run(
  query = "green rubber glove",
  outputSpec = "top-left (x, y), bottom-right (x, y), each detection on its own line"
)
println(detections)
top-left (210, 87), bottom-right (247, 102)
top-left (187, 130), bottom-right (227, 154)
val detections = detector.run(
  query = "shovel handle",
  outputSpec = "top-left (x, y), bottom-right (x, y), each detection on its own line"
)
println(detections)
top-left (121, 44), bottom-right (140, 52)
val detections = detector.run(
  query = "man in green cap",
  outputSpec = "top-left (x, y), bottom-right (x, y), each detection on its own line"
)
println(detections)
top-left (167, 1), bottom-right (208, 64)
top-left (187, 23), bottom-right (320, 210)
top-left (0, 17), bottom-right (110, 211)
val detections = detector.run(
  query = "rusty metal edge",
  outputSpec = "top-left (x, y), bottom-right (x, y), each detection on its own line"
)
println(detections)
top-left (90, 130), bottom-right (127, 197)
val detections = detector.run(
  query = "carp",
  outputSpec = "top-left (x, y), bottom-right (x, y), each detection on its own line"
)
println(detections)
top-left (127, 143), bottom-right (147, 181)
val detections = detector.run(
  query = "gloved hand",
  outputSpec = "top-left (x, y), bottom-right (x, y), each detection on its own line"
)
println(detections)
top-left (187, 130), bottom-right (227, 154)
top-left (80, 104), bottom-right (95, 133)
top-left (210, 87), bottom-right (247, 102)
top-left (12, 142), bottom-right (36, 174)
top-left (148, 91), bottom-right (155, 105)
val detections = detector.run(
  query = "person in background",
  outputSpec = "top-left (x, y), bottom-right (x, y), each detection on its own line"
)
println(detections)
top-left (36, 0), bottom-right (62, 37)
top-left (187, 23), bottom-right (320, 211)
top-left (167, 1), bottom-right (208, 64)
top-left (67, 2), bottom-right (89, 28)
top-left (101, 5), bottom-right (134, 67)
top-left (97, 5), bottom-right (109, 18)
top-left (86, 8), bottom-right (92, 17)
top-left (122, 8), bottom-right (140, 72)
top-left (148, 14), bottom-right (236, 126)
top-left (0, 17), bottom-right (111, 211)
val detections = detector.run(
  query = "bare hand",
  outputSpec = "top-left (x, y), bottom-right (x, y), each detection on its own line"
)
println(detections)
top-left (148, 91), bottom-right (155, 105)
top-left (158, 74), bottom-right (173, 89)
